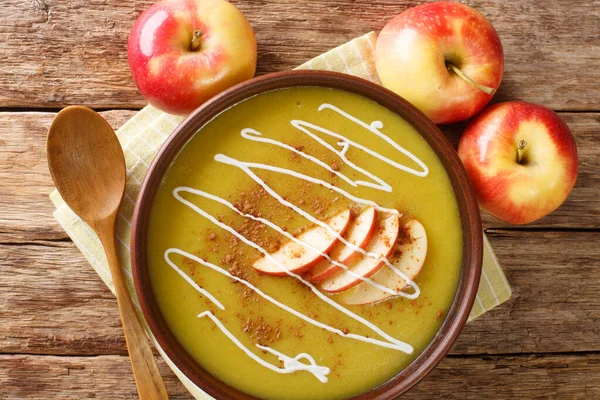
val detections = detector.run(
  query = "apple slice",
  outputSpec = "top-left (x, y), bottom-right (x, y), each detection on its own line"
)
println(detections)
top-left (320, 213), bottom-right (400, 293)
top-left (252, 209), bottom-right (351, 276)
top-left (305, 207), bottom-right (377, 283)
top-left (338, 219), bottom-right (427, 305)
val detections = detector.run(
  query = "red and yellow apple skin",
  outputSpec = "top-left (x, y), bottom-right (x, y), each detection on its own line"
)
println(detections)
top-left (128, 0), bottom-right (257, 115)
top-left (458, 102), bottom-right (578, 225)
top-left (376, 2), bottom-right (503, 124)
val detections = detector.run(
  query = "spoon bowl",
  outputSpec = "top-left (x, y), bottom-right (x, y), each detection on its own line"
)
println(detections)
top-left (47, 106), bottom-right (126, 226)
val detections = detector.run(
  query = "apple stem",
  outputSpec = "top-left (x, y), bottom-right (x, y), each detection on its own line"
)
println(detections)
top-left (446, 63), bottom-right (496, 96)
top-left (517, 140), bottom-right (528, 164)
top-left (191, 30), bottom-right (203, 51)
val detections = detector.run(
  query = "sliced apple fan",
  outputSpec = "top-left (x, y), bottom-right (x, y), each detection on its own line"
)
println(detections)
top-left (252, 207), bottom-right (427, 304)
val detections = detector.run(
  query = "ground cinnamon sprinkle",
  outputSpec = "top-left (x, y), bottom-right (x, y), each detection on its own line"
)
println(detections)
top-left (292, 248), bottom-right (306, 258)
top-left (182, 256), bottom-right (195, 268)
top-left (287, 322), bottom-right (306, 341)
top-left (396, 221), bottom-right (414, 246)
top-left (390, 248), bottom-right (404, 263)
top-left (330, 353), bottom-right (344, 376)
top-left (220, 240), bottom-right (259, 287)
top-left (382, 235), bottom-right (391, 246)
top-left (227, 261), bottom-right (243, 280)
top-left (310, 197), bottom-right (329, 216)
top-left (268, 239), bottom-right (281, 253)
top-left (242, 316), bottom-right (282, 345)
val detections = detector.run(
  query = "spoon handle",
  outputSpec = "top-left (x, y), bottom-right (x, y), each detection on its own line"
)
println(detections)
top-left (98, 217), bottom-right (169, 400)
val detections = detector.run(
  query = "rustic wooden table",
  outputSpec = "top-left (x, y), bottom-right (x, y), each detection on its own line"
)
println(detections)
top-left (1, 0), bottom-right (599, 398)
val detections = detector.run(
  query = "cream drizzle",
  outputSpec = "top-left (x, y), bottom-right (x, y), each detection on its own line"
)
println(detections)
top-left (169, 199), bottom-right (413, 353)
top-left (241, 128), bottom-right (389, 192)
top-left (166, 247), bottom-right (409, 351)
top-left (215, 154), bottom-right (399, 217)
top-left (213, 154), bottom-right (420, 298)
top-left (317, 103), bottom-right (428, 178)
top-left (175, 186), bottom-right (399, 295)
top-left (197, 311), bottom-right (330, 383)
top-left (222, 104), bottom-right (428, 294)
top-left (165, 102), bottom-right (430, 381)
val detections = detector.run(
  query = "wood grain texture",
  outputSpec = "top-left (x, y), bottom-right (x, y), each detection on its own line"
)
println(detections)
top-left (2, 231), bottom-right (599, 357)
top-left (1, 353), bottom-right (599, 399)
top-left (0, 241), bottom-right (125, 356)
top-left (407, 353), bottom-right (600, 400)
top-left (0, 354), bottom-right (190, 400)
top-left (0, 111), bottom-right (598, 244)
top-left (454, 229), bottom-right (600, 355)
top-left (0, 110), bottom-right (135, 242)
top-left (0, 0), bottom-right (598, 110)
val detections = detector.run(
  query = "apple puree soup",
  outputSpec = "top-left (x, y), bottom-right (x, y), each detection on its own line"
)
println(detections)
top-left (147, 86), bottom-right (463, 400)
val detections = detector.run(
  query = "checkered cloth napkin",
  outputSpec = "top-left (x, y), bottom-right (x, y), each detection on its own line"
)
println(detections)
top-left (50, 32), bottom-right (511, 398)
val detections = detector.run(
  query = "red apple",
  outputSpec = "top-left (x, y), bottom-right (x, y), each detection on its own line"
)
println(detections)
top-left (458, 101), bottom-right (578, 224)
top-left (252, 209), bottom-right (351, 276)
top-left (375, 2), bottom-right (503, 124)
top-left (128, 0), bottom-right (257, 115)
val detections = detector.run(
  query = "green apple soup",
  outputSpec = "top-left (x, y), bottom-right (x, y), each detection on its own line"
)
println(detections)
top-left (147, 86), bottom-right (463, 400)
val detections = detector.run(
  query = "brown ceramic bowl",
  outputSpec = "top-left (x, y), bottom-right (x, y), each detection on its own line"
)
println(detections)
top-left (131, 70), bottom-right (483, 399)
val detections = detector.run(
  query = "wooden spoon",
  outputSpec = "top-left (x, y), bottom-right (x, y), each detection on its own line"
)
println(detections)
top-left (47, 106), bottom-right (169, 400)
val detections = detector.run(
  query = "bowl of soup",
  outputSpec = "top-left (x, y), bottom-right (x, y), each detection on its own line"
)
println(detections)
top-left (131, 71), bottom-right (482, 399)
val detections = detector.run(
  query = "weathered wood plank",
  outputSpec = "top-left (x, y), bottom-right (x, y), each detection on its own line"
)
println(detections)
top-left (407, 353), bottom-right (600, 400)
top-left (454, 229), bottom-right (600, 355)
top-left (1, 353), bottom-right (599, 399)
top-left (0, 111), bottom-right (598, 243)
top-left (0, 354), bottom-right (191, 399)
top-left (1, 231), bottom-right (599, 357)
top-left (0, 0), bottom-right (598, 110)
top-left (0, 110), bottom-right (135, 242)
top-left (0, 241), bottom-right (125, 356)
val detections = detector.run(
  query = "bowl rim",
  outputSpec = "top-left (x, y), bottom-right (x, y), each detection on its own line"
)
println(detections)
top-left (131, 70), bottom-right (483, 400)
